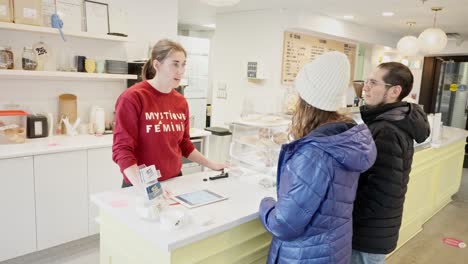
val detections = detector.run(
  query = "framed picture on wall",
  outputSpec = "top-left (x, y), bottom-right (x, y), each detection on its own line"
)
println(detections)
top-left (84, 0), bottom-right (109, 34)
top-left (56, 0), bottom-right (83, 32)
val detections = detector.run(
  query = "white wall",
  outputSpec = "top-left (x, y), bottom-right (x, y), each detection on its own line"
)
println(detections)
top-left (432, 40), bottom-right (468, 56)
top-left (366, 39), bottom-right (468, 106)
top-left (0, 0), bottom-right (177, 127)
top-left (94, 0), bottom-right (178, 61)
top-left (362, 44), bottom-right (374, 81)
top-left (178, 29), bottom-right (214, 40)
top-left (0, 79), bottom-right (125, 125)
top-left (210, 9), bottom-right (288, 126)
top-left (368, 45), bottom-right (424, 103)
top-left (290, 10), bottom-right (400, 48)
top-left (210, 8), bottom-right (401, 126)
top-left (123, 0), bottom-right (178, 61)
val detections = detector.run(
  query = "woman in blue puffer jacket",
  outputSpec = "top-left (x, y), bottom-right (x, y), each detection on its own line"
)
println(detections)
top-left (259, 51), bottom-right (377, 264)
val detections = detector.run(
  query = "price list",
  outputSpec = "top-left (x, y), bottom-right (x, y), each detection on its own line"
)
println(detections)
top-left (282, 31), bottom-right (356, 85)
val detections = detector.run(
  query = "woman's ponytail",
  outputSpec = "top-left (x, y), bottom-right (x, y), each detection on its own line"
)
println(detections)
top-left (141, 59), bottom-right (155, 81)
top-left (142, 39), bottom-right (187, 81)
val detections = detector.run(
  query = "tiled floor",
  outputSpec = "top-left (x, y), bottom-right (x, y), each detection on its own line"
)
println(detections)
top-left (387, 169), bottom-right (468, 264)
top-left (2, 170), bottom-right (468, 264)
top-left (1, 236), bottom-right (99, 264)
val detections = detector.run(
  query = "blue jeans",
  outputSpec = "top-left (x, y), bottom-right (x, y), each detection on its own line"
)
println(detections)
top-left (351, 250), bottom-right (386, 264)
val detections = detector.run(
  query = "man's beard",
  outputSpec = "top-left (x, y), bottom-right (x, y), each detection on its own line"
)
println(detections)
top-left (365, 90), bottom-right (389, 109)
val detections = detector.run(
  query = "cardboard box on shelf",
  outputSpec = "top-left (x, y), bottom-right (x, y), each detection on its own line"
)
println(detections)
top-left (13, 0), bottom-right (42, 26)
top-left (0, 0), bottom-right (13, 22)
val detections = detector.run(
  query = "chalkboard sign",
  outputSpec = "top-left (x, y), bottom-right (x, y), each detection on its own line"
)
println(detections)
top-left (282, 31), bottom-right (357, 85)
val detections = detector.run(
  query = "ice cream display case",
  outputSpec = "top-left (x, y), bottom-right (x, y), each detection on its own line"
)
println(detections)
top-left (229, 114), bottom-right (291, 187)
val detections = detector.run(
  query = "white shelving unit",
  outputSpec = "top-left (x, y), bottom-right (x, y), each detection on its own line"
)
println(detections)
top-left (0, 21), bottom-right (130, 42)
top-left (0, 70), bottom-right (137, 81)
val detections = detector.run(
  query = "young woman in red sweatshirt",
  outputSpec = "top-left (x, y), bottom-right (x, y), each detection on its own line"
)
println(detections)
top-left (112, 39), bottom-right (226, 189)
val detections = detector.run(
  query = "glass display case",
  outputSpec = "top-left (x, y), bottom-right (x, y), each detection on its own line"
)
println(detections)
top-left (229, 114), bottom-right (291, 188)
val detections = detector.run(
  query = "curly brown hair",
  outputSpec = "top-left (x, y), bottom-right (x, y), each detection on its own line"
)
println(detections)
top-left (290, 98), bottom-right (353, 140)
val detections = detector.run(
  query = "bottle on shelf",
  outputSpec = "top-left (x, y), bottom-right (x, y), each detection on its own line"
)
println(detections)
top-left (22, 47), bottom-right (38, 71)
top-left (5, 46), bottom-right (14, 69)
top-left (0, 46), bottom-right (14, 70)
top-left (33, 39), bottom-right (51, 71)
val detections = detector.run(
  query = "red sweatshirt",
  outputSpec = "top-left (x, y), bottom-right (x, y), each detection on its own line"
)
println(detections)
top-left (112, 81), bottom-right (195, 183)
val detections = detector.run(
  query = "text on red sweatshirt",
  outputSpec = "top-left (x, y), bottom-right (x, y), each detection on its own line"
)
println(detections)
top-left (112, 81), bottom-right (195, 183)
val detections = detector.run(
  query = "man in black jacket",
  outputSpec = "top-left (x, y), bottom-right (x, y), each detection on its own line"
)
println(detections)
top-left (351, 62), bottom-right (431, 264)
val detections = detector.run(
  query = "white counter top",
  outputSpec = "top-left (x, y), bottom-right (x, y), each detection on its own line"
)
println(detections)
top-left (190, 128), bottom-right (212, 138)
top-left (0, 128), bottom-right (211, 159)
top-left (91, 170), bottom-right (275, 251)
top-left (88, 125), bottom-right (468, 254)
top-left (431, 126), bottom-right (468, 148)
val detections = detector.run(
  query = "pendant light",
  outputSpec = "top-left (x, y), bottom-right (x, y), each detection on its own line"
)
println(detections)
top-left (200, 0), bottom-right (240, 7)
top-left (418, 7), bottom-right (448, 54)
top-left (397, 22), bottom-right (420, 56)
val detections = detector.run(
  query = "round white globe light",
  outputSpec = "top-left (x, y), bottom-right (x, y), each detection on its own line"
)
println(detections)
top-left (397, 36), bottom-right (420, 56)
top-left (200, 0), bottom-right (241, 7)
top-left (418, 27), bottom-right (448, 54)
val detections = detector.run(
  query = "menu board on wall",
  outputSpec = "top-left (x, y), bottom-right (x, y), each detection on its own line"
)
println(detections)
top-left (282, 31), bottom-right (357, 85)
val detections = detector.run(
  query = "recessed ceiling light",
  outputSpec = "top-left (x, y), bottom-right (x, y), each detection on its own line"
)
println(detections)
top-left (343, 15), bottom-right (354, 19)
top-left (382, 12), bottom-right (395, 17)
top-left (202, 24), bottom-right (216, 28)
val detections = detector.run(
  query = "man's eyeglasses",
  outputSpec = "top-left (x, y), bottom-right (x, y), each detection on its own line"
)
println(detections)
top-left (354, 79), bottom-right (394, 88)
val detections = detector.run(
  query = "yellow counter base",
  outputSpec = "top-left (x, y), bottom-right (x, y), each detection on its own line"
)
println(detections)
top-left (99, 211), bottom-right (271, 264)
top-left (395, 139), bottom-right (465, 252)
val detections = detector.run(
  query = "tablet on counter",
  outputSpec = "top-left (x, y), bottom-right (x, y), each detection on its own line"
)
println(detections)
top-left (172, 189), bottom-right (228, 208)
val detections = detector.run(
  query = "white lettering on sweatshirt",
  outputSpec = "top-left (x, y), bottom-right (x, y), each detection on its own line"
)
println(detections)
top-left (144, 112), bottom-right (186, 133)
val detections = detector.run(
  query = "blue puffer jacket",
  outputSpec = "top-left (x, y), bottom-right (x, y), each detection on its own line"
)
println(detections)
top-left (259, 122), bottom-right (376, 264)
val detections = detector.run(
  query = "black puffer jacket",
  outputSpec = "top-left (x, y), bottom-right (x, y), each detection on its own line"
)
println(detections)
top-left (352, 102), bottom-right (430, 254)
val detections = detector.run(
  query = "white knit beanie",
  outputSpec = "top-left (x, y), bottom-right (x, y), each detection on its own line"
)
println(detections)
top-left (294, 51), bottom-right (350, 111)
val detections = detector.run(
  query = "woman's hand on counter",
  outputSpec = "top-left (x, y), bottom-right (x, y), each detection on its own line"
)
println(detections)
top-left (206, 161), bottom-right (229, 171)
top-left (187, 149), bottom-right (229, 171)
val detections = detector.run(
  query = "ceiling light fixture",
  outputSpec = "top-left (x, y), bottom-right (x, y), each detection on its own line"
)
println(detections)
top-left (199, 0), bottom-right (240, 7)
top-left (343, 15), bottom-right (354, 19)
top-left (397, 22), bottom-right (420, 56)
top-left (418, 7), bottom-right (448, 54)
top-left (382, 12), bottom-right (395, 17)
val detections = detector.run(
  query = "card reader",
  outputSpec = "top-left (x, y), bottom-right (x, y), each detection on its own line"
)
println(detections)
top-left (209, 170), bottom-right (229, 181)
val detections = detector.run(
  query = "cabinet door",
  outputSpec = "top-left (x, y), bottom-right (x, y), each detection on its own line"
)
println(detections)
top-left (34, 151), bottom-right (88, 250)
top-left (0, 156), bottom-right (36, 261)
top-left (87, 147), bottom-right (122, 235)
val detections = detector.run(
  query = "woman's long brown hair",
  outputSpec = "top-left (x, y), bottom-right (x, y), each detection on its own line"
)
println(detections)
top-left (142, 39), bottom-right (187, 81)
top-left (290, 98), bottom-right (353, 140)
